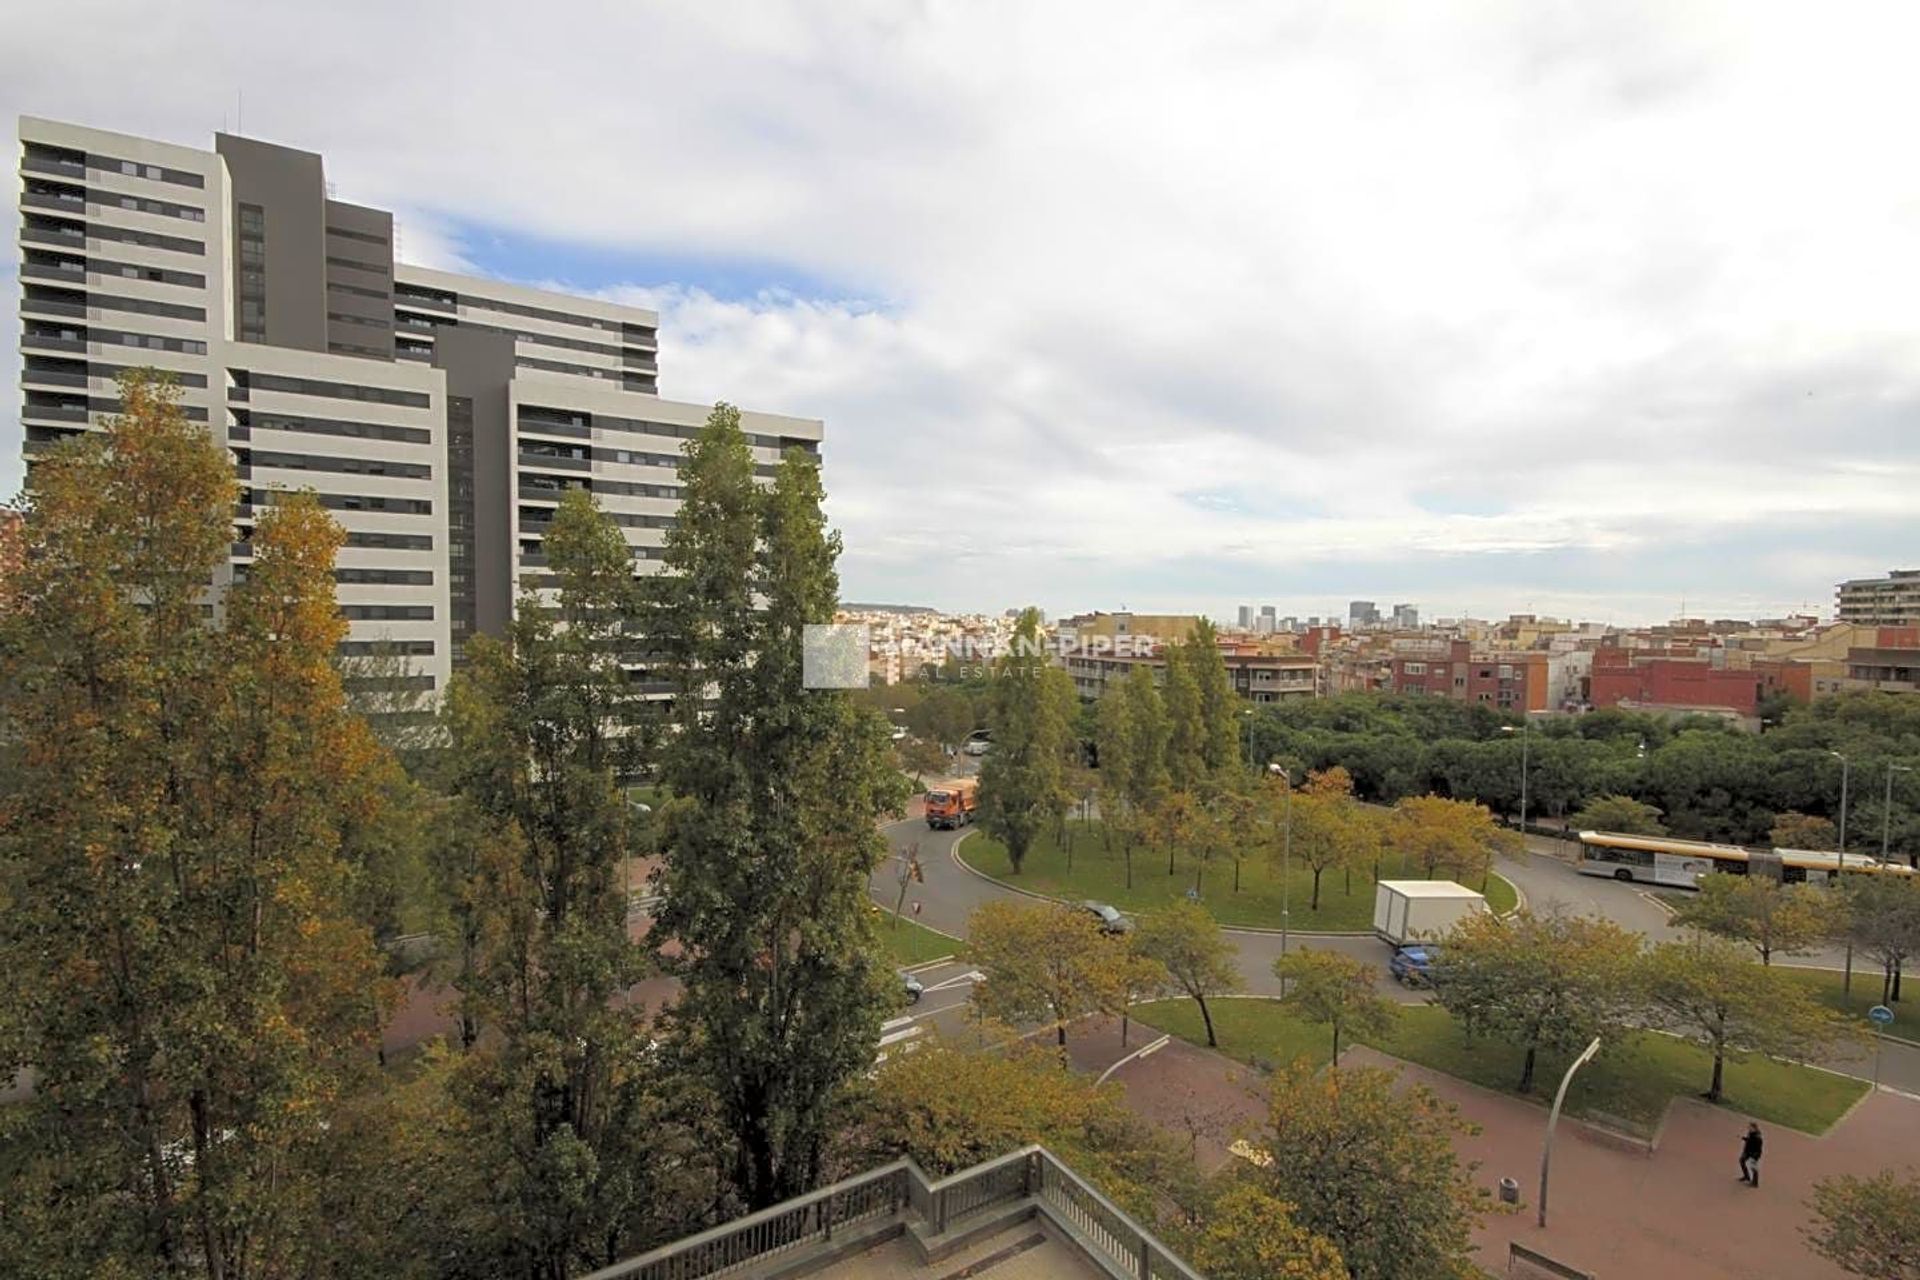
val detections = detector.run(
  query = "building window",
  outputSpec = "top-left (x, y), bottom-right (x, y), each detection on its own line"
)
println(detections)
top-left (237, 203), bottom-right (266, 342)
top-left (1404, 662), bottom-right (1426, 675)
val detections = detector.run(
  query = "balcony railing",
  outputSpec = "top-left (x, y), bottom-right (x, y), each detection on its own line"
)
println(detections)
top-left (579, 1144), bottom-right (1201, 1280)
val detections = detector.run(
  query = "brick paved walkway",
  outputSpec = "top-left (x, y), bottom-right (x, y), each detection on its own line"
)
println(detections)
top-left (1088, 1021), bottom-right (1917, 1279)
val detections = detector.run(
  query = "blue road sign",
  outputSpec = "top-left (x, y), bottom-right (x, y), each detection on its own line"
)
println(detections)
top-left (1869, 1005), bottom-right (1895, 1026)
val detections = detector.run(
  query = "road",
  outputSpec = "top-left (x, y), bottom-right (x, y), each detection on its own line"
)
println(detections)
top-left (871, 815), bottom-right (1920, 1096)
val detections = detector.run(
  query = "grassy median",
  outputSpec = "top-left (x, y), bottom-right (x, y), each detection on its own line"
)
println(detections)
top-left (872, 912), bottom-right (966, 967)
top-left (965, 819), bottom-right (1518, 933)
top-left (1132, 996), bottom-right (1866, 1135)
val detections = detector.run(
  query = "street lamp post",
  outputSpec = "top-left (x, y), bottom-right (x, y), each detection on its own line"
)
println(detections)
top-left (1888, 764), bottom-right (1915, 865)
top-left (1832, 751), bottom-right (1852, 863)
top-left (1539, 1036), bottom-right (1602, 1229)
top-left (1501, 715), bottom-right (1531, 836)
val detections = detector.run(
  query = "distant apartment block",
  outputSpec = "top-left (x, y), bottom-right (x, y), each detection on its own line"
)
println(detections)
top-left (1062, 642), bottom-right (1317, 704)
top-left (1388, 639), bottom-right (1547, 712)
top-left (1837, 569), bottom-right (1920, 627)
top-left (1588, 649), bottom-right (1810, 721)
top-left (1349, 599), bottom-right (1380, 627)
top-left (1844, 626), bottom-right (1920, 695)
top-left (16, 116), bottom-right (822, 698)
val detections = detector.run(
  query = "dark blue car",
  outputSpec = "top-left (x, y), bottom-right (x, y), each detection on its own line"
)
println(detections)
top-left (1389, 944), bottom-right (1443, 986)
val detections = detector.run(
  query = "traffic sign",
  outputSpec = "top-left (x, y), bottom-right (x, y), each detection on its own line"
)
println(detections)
top-left (1869, 1005), bottom-right (1895, 1027)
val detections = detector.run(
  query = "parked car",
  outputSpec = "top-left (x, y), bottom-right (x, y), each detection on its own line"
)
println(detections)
top-left (902, 973), bottom-right (924, 1004)
top-left (963, 738), bottom-right (991, 757)
top-left (1388, 943), bottom-right (1443, 986)
top-left (1080, 901), bottom-right (1133, 935)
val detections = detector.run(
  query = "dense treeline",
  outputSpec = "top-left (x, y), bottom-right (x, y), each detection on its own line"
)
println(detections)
top-left (1248, 693), bottom-right (1920, 854)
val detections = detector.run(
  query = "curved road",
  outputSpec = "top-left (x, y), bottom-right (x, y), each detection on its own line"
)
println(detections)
top-left (870, 815), bottom-right (1920, 1092)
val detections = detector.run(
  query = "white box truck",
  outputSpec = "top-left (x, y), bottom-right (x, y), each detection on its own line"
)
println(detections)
top-left (1372, 880), bottom-right (1488, 947)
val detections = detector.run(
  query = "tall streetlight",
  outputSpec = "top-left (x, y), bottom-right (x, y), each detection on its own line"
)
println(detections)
top-left (1500, 713), bottom-right (1532, 836)
top-left (1831, 750), bottom-right (1852, 865)
top-left (1887, 764), bottom-right (1915, 865)
top-left (1539, 1036), bottom-right (1601, 1228)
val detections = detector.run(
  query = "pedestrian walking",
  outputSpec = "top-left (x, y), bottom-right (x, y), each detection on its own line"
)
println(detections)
top-left (1738, 1123), bottom-right (1763, 1187)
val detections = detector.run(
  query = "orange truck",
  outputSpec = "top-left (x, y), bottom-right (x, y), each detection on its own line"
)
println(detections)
top-left (924, 778), bottom-right (979, 830)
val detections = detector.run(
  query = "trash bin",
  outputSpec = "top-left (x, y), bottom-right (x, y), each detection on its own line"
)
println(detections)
top-left (1498, 1177), bottom-right (1520, 1205)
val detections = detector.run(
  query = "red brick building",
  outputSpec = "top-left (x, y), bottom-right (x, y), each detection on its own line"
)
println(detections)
top-left (1588, 650), bottom-right (1809, 715)
top-left (1388, 640), bottom-right (1548, 712)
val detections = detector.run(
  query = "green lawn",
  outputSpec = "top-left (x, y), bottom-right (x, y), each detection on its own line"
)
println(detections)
top-left (1779, 966), bottom-right (1920, 1036)
top-left (1133, 996), bottom-right (1866, 1136)
top-left (872, 912), bottom-right (965, 967)
top-left (965, 820), bottom-right (1517, 932)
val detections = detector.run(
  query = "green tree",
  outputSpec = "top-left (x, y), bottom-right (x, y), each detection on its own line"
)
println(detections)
top-left (1275, 949), bottom-right (1395, 1062)
top-left (1805, 1168), bottom-right (1920, 1280)
top-left (1845, 875), bottom-right (1920, 1004)
top-left (1435, 909), bottom-right (1642, 1092)
top-left (977, 609), bottom-right (1072, 873)
top-left (968, 900), bottom-right (1126, 1048)
top-left (1134, 902), bottom-right (1242, 1048)
top-left (1289, 770), bottom-right (1376, 910)
top-left (1185, 1181), bottom-right (1347, 1280)
top-left (1671, 872), bottom-right (1834, 966)
top-left (651, 409), bottom-right (910, 1211)
top-left (1164, 648), bottom-right (1206, 793)
top-left (442, 488), bottom-right (684, 1277)
top-left (1109, 665), bottom-right (1171, 888)
top-left (846, 1038), bottom-right (1180, 1217)
top-left (1393, 795), bottom-right (1516, 884)
top-left (1642, 937), bottom-right (1857, 1101)
top-left (0, 373), bottom-right (400, 1279)
top-left (1108, 944), bottom-right (1173, 1048)
top-left (1568, 793), bottom-right (1668, 835)
top-left (1770, 811), bottom-right (1839, 851)
top-left (1257, 1061), bottom-right (1491, 1280)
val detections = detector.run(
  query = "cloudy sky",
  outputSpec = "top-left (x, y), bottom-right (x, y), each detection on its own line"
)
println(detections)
top-left (6, 2), bottom-right (1918, 624)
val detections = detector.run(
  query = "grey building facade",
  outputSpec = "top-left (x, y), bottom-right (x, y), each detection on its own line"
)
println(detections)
top-left (17, 116), bottom-right (823, 697)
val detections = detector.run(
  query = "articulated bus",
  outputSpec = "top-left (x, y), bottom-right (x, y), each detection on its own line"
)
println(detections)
top-left (1576, 830), bottom-right (1915, 889)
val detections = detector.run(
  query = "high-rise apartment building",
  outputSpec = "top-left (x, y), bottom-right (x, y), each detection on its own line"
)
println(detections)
top-left (1349, 600), bottom-right (1379, 627)
top-left (1837, 570), bottom-right (1920, 627)
top-left (17, 117), bottom-right (822, 697)
top-left (1391, 602), bottom-right (1419, 629)
top-left (1236, 604), bottom-right (1253, 628)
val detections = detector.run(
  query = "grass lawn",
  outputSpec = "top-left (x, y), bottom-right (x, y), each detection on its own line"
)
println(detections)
top-left (1132, 996), bottom-right (1866, 1136)
top-left (1779, 965), bottom-right (1920, 1035)
top-left (872, 913), bottom-right (965, 967)
top-left (965, 820), bottom-right (1518, 933)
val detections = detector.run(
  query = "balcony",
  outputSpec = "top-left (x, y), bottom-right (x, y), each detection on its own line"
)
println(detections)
top-left (518, 449), bottom-right (590, 472)
top-left (21, 295), bottom-right (87, 320)
top-left (22, 260), bottom-right (86, 282)
top-left (580, 1145), bottom-right (1195, 1280)
top-left (23, 402), bottom-right (89, 423)
top-left (22, 367), bottom-right (88, 389)
top-left (22, 332), bottom-right (86, 354)
top-left (22, 191), bottom-right (86, 214)
top-left (20, 222), bottom-right (85, 248)
top-left (393, 291), bottom-right (455, 314)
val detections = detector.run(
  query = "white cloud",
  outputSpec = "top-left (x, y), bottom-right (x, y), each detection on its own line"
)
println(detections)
top-left (6, 1), bottom-right (1919, 620)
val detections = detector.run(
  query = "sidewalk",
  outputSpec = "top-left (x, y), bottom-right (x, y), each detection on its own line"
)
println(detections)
top-left (1088, 1021), bottom-right (1910, 1280)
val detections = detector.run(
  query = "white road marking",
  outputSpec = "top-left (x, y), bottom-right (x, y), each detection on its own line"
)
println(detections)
top-left (926, 970), bottom-right (985, 993)
top-left (880, 1015), bottom-right (914, 1033)
top-left (879, 1024), bottom-right (925, 1049)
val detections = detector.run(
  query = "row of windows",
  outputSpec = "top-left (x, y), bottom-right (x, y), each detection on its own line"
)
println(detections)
top-left (341, 604), bottom-right (434, 621)
top-left (252, 489), bottom-right (432, 516)
top-left (329, 340), bottom-right (391, 358)
top-left (249, 450), bottom-right (431, 480)
top-left (25, 214), bottom-right (204, 257)
top-left (336, 568), bottom-right (434, 585)
top-left (516, 354), bottom-right (625, 381)
top-left (520, 506), bottom-right (675, 531)
top-left (326, 253), bottom-right (388, 276)
top-left (92, 291), bottom-right (207, 323)
top-left (337, 639), bottom-right (434, 657)
top-left (238, 372), bottom-right (430, 408)
top-left (244, 411), bottom-right (431, 446)
top-left (518, 406), bottom-right (814, 454)
top-left (327, 310), bottom-right (391, 329)
top-left (448, 290), bottom-right (635, 335)
top-left (328, 279), bottom-right (391, 301)
top-left (326, 224), bottom-right (389, 246)
top-left (29, 359), bottom-right (209, 389)
top-left (404, 314), bottom-right (631, 360)
top-left (25, 143), bottom-right (207, 190)
top-left (345, 530), bottom-right (434, 551)
top-left (35, 253), bottom-right (205, 289)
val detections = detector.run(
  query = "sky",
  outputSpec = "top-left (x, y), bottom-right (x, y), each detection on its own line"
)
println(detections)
top-left (5, 1), bottom-right (1918, 625)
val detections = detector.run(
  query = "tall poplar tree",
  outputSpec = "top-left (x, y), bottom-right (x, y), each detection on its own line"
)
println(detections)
top-left (440, 488), bottom-right (695, 1277)
top-left (0, 373), bottom-right (398, 1278)
top-left (979, 607), bottom-right (1072, 873)
top-left (652, 406), bottom-right (907, 1211)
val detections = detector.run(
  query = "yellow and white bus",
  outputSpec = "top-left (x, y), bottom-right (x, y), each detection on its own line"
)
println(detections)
top-left (1575, 830), bottom-right (1913, 889)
